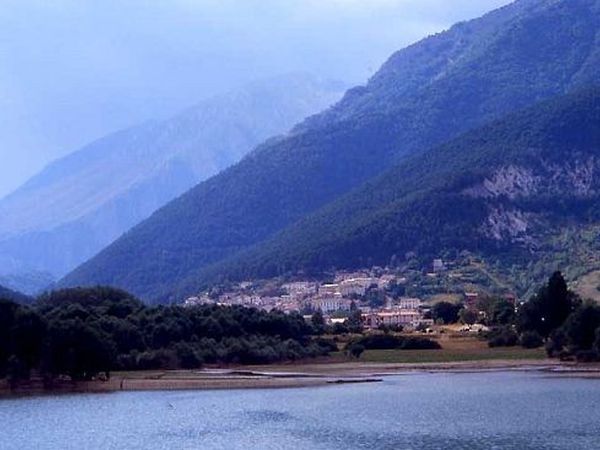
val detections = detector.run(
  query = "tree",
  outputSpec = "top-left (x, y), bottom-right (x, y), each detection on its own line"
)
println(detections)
top-left (45, 319), bottom-right (116, 380)
top-left (332, 322), bottom-right (349, 335)
top-left (347, 343), bottom-right (365, 359)
top-left (311, 310), bottom-right (326, 335)
top-left (545, 328), bottom-right (567, 358)
top-left (1, 287), bottom-right (340, 384)
top-left (489, 299), bottom-right (516, 325)
top-left (0, 299), bottom-right (19, 377)
top-left (11, 308), bottom-right (47, 374)
top-left (487, 326), bottom-right (518, 348)
top-left (520, 331), bottom-right (544, 349)
top-left (431, 302), bottom-right (461, 324)
top-left (385, 281), bottom-right (405, 299)
top-left (365, 287), bottom-right (386, 308)
top-left (593, 328), bottom-right (600, 356)
top-left (345, 301), bottom-right (363, 334)
top-left (517, 272), bottom-right (579, 337)
top-left (561, 302), bottom-right (600, 351)
top-left (6, 355), bottom-right (26, 386)
top-left (459, 308), bottom-right (478, 325)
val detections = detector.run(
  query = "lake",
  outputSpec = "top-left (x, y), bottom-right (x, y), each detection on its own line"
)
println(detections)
top-left (1, 371), bottom-right (599, 449)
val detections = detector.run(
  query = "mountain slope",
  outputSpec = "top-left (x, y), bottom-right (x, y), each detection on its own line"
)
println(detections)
top-left (0, 283), bottom-right (31, 304)
top-left (186, 87), bottom-right (600, 296)
top-left (0, 73), bottom-right (343, 287)
top-left (62, 0), bottom-right (600, 300)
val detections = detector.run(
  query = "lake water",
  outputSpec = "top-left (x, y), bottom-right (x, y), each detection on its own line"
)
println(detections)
top-left (1, 371), bottom-right (600, 449)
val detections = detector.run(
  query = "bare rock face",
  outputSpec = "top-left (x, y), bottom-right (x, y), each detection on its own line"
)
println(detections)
top-left (463, 165), bottom-right (540, 199)
top-left (543, 156), bottom-right (597, 196)
top-left (481, 206), bottom-right (533, 244)
top-left (465, 157), bottom-right (598, 200)
top-left (464, 156), bottom-right (599, 246)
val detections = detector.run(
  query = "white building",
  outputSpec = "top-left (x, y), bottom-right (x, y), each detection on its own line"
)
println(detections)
top-left (433, 259), bottom-right (446, 272)
top-left (362, 310), bottom-right (425, 329)
top-left (398, 297), bottom-right (422, 310)
top-left (319, 284), bottom-right (340, 296)
top-left (311, 297), bottom-right (352, 313)
top-left (282, 281), bottom-right (318, 298)
top-left (338, 277), bottom-right (377, 296)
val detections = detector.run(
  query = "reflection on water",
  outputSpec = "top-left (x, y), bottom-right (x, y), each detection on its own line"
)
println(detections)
top-left (1, 371), bottom-right (599, 450)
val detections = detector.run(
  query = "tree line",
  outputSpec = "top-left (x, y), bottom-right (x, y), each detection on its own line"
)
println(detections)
top-left (0, 287), bottom-right (334, 383)
top-left (463, 271), bottom-right (600, 360)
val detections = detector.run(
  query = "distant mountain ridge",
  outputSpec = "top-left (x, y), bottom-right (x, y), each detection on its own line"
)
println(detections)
top-left (61, 0), bottom-right (600, 301)
top-left (0, 73), bottom-right (344, 290)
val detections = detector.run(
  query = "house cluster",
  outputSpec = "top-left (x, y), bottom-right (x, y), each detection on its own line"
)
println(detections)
top-left (361, 297), bottom-right (433, 330)
top-left (184, 270), bottom-right (432, 329)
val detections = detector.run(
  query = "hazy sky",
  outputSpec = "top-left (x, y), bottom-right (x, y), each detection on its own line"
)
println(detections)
top-left (0, 0), bottom-right (512, 197)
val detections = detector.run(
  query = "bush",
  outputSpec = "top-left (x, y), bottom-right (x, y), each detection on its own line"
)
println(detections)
top-left (575, 350), bottom-right (599, 363)
top-left (459, 308), bottom-right (478, 325)
top-left (136, 349), bottom-right (178, 370)
top-left (346, 334), bottom-right (441, 351)
top-left (347, 343), bottom-right (365, 359)
top-left (314, 338), bottom-right (338, 353)
top-left (174, 342), bottom-right (202, 369)
top-left (487, 326), bottom-right (518, 348)
top-left (545, 328), bottom-right (567, 357)
top-left (331, 323), bottom-right (349, 335)
top-left (431, 302), bottom-right (462, 324)
top-left (520, 331), bottom-right (544, 349)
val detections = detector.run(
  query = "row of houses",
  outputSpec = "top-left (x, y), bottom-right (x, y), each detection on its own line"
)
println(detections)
top-left (362, 310), bottom-right (433, 329)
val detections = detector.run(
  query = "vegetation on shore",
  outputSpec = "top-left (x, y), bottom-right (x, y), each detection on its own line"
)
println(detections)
top-left (0, 286), bottom-right (441, 387)
top-left (332, 344), bottom-right (546, 365)
top-left (0, 287), bottom-right (338, 384)
top-left (3, 269), bottom-right (598, 390)
top-left (475, 271), bottom-right (600, 362)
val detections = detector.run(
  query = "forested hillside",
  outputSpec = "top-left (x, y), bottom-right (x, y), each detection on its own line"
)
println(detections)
top-left (185, 88), bottom-right (600, 297)
top-left (61, 0), bottom-right (600, 301)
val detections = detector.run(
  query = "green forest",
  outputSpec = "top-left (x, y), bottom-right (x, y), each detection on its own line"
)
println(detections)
top-left (0, 287), bottom-right (336, 383)
top-left (174, 88), bottom-right (600, 298)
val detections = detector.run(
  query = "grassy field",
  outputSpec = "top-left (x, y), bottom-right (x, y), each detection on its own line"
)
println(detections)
top-left (329, 336), bottom-right (547, 364)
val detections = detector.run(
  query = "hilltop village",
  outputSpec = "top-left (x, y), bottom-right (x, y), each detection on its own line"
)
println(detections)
top-left (185, 257), bottom-right (518, 330)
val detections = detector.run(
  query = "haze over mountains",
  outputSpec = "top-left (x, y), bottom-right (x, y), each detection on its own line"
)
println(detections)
top-left (0, 73), bottom-right (344, 293)
top-left (60, 0), bottom-right (600, 302)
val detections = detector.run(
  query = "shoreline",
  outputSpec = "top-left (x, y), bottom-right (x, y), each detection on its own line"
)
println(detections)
top-left (3, 358), bottom-right (599, 398)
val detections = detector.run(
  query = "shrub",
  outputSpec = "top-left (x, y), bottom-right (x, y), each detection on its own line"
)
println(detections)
top-left (575, 350), bottom-right (599, 363)
top-left (347, 343), bottom-right (365, 359)
top-left (520, 331), bottom-right (544, 349)
top-left (487, 326), bottom-right (518, 348)
top-left (331, 323), bottom-right (349, 335)
top-left (314, 338), bottom-right (338, 353)
top-left (346, 334), bottom-right (440, 351)
top-left (174, 342), bottom-right (202, 369)
top-left (545, 329), bottom-right (567, 357)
